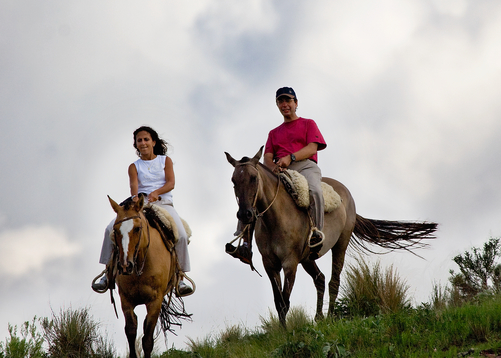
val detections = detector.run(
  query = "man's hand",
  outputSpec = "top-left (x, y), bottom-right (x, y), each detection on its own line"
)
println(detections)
top-left (275, 154), bottom-right (292, 168)
top-left (272, 165), bottom-right (286, 174)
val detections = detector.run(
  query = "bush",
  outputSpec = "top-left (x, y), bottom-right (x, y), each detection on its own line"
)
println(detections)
top-left (0, 318), bottom-right (46, 358)
top-left (449, 237), bottom-right (501, 302)
top-left (337, 257), bottom-right (411, 317)
top-left (41, 307), bottom-right (115, 358)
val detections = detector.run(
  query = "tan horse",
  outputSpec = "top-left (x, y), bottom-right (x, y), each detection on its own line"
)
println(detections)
top-left (225, 147), bottom-right (437, 326)
top-left (108, 195), bottom-right (188, 358)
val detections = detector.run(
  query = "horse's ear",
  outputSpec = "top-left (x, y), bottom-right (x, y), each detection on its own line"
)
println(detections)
top-left (134, 195), bottom-right (144, 212)
top-left (225, 152), bottom-right (237, 167)
top-left (251, 146), bottom-right (264, 164)
top-left (108, 196), bottom-right (121, 213)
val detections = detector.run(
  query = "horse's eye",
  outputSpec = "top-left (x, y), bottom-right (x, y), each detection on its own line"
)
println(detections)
top-left (133, 227), bottom-right (141, 234)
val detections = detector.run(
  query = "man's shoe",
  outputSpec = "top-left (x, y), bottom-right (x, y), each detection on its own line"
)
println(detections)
top-left (308, 230), bottom-right (324, 261)
top-left (226, 243), bottom-right (252, 265)
top-left (309, 230), bottom-right (325, 248)
top-left (92, 274), bottom-right (108, 292)
top-left (178, 281), bottom-right (193, 296)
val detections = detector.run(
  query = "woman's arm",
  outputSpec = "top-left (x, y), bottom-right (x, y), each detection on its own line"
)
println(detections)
top-left (148, 156), bottom-right (175, 202)
top-left (128, 164), bottom-right (139, 201)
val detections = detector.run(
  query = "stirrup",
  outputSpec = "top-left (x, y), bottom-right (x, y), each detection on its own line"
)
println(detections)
top-left (91, 270), bottom-right (108, 294)
top-left (226, 243), bottom-right (253, 265)
top-left (176, 272), bottom-right (196, 298)
top-left (308, 229), bottom-right (325, 248)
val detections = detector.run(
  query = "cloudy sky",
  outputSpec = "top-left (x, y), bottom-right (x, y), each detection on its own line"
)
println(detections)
top-left (2, 0), bottom-right (501, 354)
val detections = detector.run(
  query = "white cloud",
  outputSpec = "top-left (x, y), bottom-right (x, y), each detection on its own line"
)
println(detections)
top-left (0, 226), bottom-right (80, 276)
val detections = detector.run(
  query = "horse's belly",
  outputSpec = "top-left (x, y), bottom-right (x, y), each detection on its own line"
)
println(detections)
top-left (316, 207), bottom-right (347, 258)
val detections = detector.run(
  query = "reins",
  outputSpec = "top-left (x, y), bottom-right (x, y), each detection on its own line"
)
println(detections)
top-left (114, 214), bottom-right (151, 276)
top-left (238, 163), bottom-right (281, 220)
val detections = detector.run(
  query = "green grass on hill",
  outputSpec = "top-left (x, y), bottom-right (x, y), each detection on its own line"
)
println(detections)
top-left (162, 296), bottom-right (501, 358)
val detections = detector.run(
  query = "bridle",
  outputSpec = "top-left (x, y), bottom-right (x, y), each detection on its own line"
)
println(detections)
top-left (114, 214), bottom-right (151, 276)
top-left (235, 162), bottom-right (280, 222)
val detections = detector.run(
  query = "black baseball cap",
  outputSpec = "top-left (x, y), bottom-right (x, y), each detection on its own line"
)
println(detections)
top-left (276, 87), bottom-right (296, 99)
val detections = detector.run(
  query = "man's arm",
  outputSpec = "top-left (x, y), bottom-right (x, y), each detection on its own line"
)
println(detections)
top-left (264, 152), bottom-right (275, 171)
top-left (274, 142), bottom-right (319, 168)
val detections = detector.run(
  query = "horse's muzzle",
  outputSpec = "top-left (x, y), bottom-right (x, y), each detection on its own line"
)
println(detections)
top-left (118, 261), bottom-right (135, 275)
top-left (237, 207), bottom-right (255, 224)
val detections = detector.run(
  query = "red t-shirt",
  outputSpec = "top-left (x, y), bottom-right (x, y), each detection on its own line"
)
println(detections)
top-left (265, 117), bottom-right (327, 163)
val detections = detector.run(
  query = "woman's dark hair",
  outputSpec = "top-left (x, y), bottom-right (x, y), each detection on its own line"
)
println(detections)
top-left (133, 126), bottom-right (169, 156)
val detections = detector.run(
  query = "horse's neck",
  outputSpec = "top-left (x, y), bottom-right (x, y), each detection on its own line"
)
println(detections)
top-left (257, 165), bottom-right (294, 212)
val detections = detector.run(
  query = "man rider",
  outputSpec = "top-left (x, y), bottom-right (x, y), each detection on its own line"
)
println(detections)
top-left (228, 87), bottom-right (327, 264)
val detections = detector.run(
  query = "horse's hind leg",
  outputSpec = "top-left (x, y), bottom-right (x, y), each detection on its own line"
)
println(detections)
top-left (301, 260), bottom-right (325, 320)
top-left (327, 234), bottom-right (350, 316)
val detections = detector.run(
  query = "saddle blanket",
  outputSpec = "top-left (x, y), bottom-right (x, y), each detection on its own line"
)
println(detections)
top-left (145, 203), bottom-right (192, 243)
top-left (279, 169), bottom-right (342, 213)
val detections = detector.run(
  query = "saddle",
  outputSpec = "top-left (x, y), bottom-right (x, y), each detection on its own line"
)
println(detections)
top-left (278, 169), bottom-right (342, 212)
top-left (143, 203), bottom-right (192, 248)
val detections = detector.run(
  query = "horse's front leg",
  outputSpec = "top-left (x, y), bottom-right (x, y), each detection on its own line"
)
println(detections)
top-left (142, 299), bottom-right (163, 358)
top-left (301, 260), bottom-right (325, 321)
top-left (264, 266), bottom-right (288, 327)
top-left (281, 264), bottom-right (298, 323)
top-left (121, 304), bottom-right (138, 358)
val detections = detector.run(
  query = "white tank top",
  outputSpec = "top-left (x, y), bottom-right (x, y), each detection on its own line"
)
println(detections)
top-left (134, 155), bottom-right (174, 204)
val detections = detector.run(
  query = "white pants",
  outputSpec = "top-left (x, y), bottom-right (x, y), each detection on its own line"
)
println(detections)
top-left (99, 203), bottom-right (191, 272)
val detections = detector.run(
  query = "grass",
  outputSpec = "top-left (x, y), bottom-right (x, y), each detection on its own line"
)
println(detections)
top-left (3, 258), bottom-right (501, 357)
top-left (161, 296), bottom-right (501, 358)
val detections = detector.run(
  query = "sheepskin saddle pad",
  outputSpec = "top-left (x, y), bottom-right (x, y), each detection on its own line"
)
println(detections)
top-left (278, 169), bottom-right (342, 213)
top-left (142, 203), bottom-right (192, 244)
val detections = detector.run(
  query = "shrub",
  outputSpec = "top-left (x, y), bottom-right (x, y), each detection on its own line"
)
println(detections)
top-left (338, 256), bottom-right (411, 317)
top-left (449, 237), bottom-right (501, 302)
top-left (0, 318), bottom-right (46, 358)
top-left (41, 307), bottom-right (115, 358)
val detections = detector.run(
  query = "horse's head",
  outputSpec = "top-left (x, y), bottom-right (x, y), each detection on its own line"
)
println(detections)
top-left (225, 146), bottom-right (263, 224)
top-left (108, 195), bottom-right (147, 275)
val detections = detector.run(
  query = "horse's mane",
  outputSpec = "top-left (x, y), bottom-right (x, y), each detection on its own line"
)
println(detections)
top-left (143, 206), bottom-right (177, 250)
top-left (257, 162), bottom-right (276, 175)
top-left (235, 158), bottom-right (277, 177)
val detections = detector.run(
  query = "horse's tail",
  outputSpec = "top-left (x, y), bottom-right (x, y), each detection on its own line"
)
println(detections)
top-left (158, 254), bottom-right (192, 336)
top-left (351, 214), bottom-right (437, 256)
top-left (158, 294), bottom-right (192, 336)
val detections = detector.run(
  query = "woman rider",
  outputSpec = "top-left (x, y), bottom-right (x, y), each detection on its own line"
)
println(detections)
top-left (92, 126), bottom-right (192, 295)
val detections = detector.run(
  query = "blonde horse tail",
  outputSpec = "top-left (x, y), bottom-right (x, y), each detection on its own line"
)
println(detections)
top-left (351, 214), bottom-right (437, 257)
top-left (158, 257), bottom-right (192, 335)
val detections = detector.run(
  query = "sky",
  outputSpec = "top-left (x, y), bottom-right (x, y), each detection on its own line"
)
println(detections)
top-left (2, 0), bottom-right (501, 354)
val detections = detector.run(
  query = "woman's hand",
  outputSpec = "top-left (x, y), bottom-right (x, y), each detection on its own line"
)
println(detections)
top-left (148, 191), bottom-right (160, 203)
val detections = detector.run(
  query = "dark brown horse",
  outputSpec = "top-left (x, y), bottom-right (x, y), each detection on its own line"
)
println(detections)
top-left (108, 196), bottom-right (189, 358)
top-left (225, 147), bottom-right (437, 326)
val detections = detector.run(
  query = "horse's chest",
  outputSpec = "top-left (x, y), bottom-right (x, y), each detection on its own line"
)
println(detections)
top-left (117, 276), bottom-right (165, 303)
